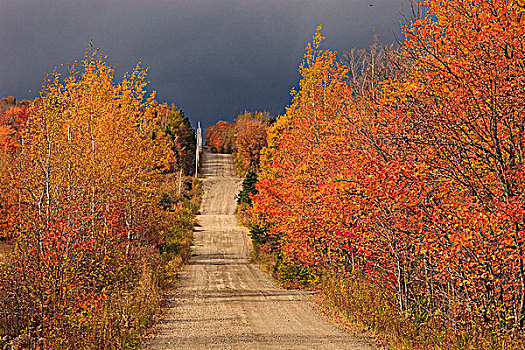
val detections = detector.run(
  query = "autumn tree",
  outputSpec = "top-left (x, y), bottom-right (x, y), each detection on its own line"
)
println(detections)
top-left (343, 32), bottom-right (404, 99)
top-left (205, 120), bottom-right (235, 153)
top-left (154, 104), bottom-right (196, 175)
top-left (386, 0), bottom-right (525, 332)
top-left (205, 111), bottom-right (271, 176)
top-left (234, 111), bottom-right (271, 174)
top-left (252, 3), bottom-right (525, 345)
top-left (0, 105), bottom-right (29, 239)
top-left (253, 27), bottom-right (364, 284)
top-left (0, 96), bottom-right (32, 113)
top-left (0, 49), bottom-right (173, 346)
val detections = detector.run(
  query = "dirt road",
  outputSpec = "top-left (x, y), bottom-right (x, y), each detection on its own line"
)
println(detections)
top-left (144, 151), bottom-right (374, 349)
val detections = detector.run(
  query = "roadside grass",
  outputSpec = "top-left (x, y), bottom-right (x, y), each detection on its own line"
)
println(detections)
top-left (249, 245), bottom-right (276, 275)
top-left (320, 273), bottom-right (525, 350)
top-left (248, 243), bottom-right (525, 350)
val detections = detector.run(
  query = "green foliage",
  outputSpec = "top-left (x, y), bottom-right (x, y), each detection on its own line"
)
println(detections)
top-left (237, 168), bottom-right (258, 205)
top-left (157, 177), bottom-right (202, 289)
top-left (249, 222), bottom-right (269, 246)
top-left (161, 107), bottom-right (197, 175)
top-left (274, 259), bottom-right (318, 288)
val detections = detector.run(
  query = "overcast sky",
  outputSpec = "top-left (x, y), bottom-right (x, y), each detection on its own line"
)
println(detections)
top-left (0, 0), bottom-right (409, 128)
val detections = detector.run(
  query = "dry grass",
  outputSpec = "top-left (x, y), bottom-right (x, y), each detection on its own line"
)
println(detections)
top-left (320, 274), bottom-right (525, 350)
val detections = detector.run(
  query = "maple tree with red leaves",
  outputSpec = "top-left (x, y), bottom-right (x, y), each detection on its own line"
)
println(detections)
top-left (0, 105), bottom-right (30, 239)
top-left (251, 1), bottom-right (525, 347)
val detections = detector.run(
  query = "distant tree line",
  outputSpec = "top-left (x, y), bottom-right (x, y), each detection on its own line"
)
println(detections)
top-left (205, 111), bottom-right (273, 175)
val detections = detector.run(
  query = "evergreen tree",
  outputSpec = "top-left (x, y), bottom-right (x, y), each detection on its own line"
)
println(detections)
top-left (237, 168), bottom-right (258, 205)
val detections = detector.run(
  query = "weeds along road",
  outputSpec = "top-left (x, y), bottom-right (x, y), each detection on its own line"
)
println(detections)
top-left (144, 151), bottom-right (374, 350)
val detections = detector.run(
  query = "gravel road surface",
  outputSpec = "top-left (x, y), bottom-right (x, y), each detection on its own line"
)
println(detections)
top-left (143, 151), bottom-right (374, 349)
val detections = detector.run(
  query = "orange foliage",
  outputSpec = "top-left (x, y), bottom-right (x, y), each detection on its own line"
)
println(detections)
top-left (205, 120), bottom-right (235, 153)
top-left (0, 106), bottom-right (29, 239)
top-left (205, 111), bottom-right (271, 175)
top-left (0, 50), bottom-right (174, 345)
top-left (234, 111), bottom-right (271, 173)
top-left (0, 106), bottom-right (29, 152)
top-left (253, 2), bottom-right (525, 342)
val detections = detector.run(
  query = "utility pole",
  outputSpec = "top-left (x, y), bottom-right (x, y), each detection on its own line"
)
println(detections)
top-left (195, 121), bottom-right (202, 177)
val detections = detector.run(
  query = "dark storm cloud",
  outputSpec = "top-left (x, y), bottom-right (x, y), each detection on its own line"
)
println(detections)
top-left (0, 0), bottom-right (409, 128)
